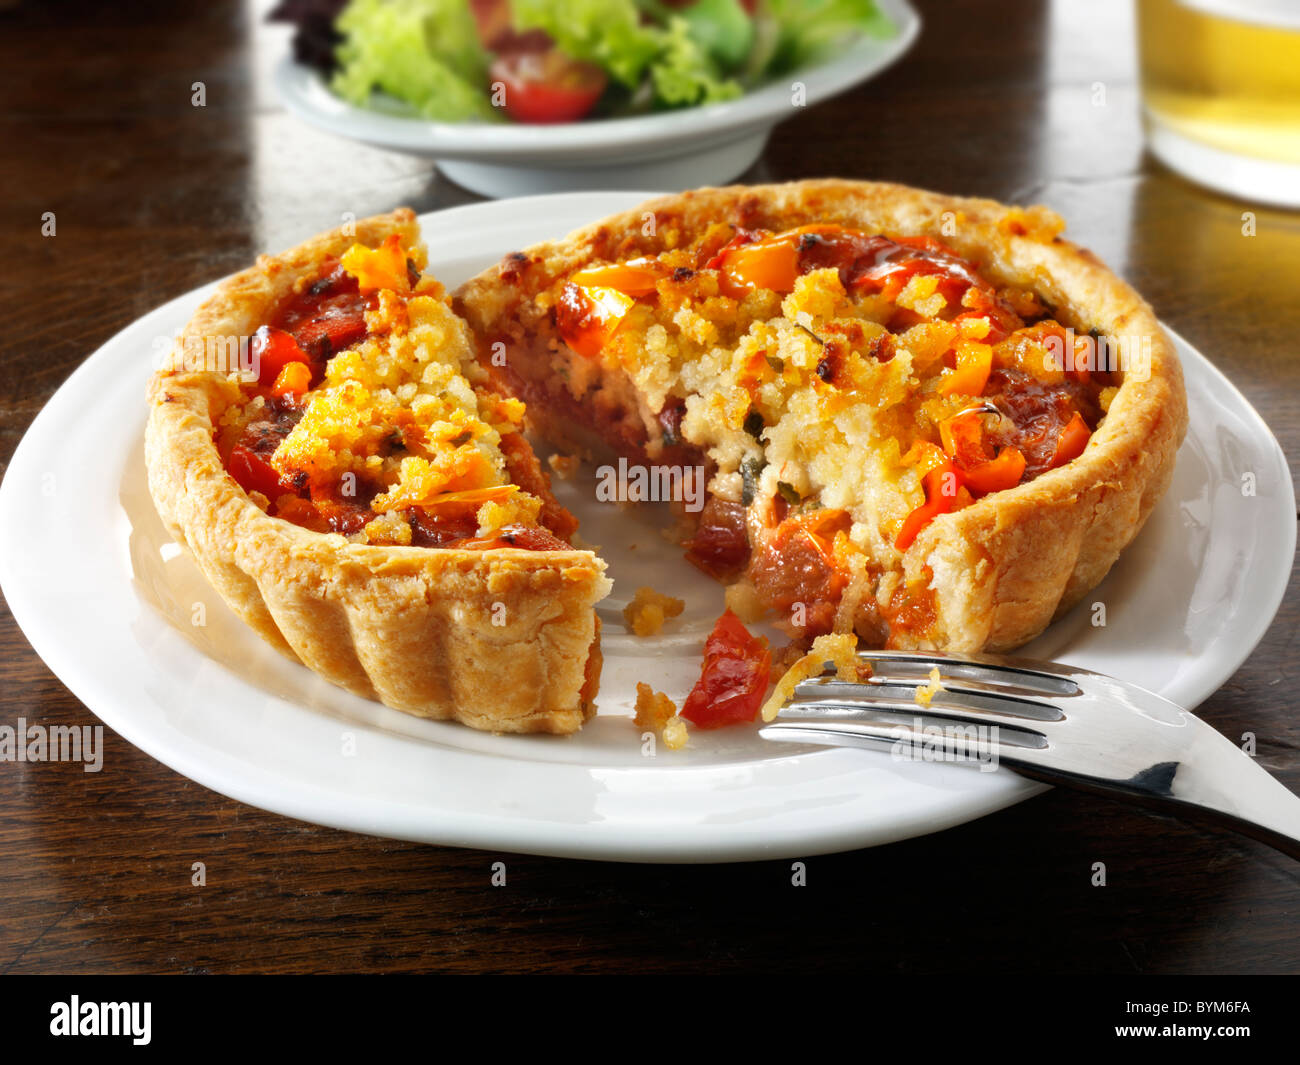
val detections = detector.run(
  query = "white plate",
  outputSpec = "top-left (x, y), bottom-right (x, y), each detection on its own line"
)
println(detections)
top-left (0, 192), bottom-right (1293, 863)
top-left (272, 1), bottom-right (921, 197)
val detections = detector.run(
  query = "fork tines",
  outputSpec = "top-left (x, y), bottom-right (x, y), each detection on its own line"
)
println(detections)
top-left (764, 650), bottom-right (1082, 756)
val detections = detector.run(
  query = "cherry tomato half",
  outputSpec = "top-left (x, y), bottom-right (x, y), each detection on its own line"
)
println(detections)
top-left (489, 49), bottom-right (608, 125)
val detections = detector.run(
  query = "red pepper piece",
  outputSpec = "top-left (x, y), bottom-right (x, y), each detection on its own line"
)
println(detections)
top-left (252, 325), bottom-right (312, 388)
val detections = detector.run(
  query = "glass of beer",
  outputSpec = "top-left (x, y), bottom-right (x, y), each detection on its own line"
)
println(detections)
top-left (1137, 0), bottom-right (1300, 206)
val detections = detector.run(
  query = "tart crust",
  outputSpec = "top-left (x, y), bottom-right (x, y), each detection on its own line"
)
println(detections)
top-left (455, 180), bottom-right (1188, 653)
top-left (145, 209), bottom-right (611, 734)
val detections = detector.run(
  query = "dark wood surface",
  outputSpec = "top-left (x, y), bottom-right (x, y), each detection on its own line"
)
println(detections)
top-left (1, 0), bottom-right (1297, 975)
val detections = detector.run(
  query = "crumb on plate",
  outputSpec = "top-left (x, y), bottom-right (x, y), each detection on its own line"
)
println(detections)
top-left (634, 682), bottom-right (687, 750)
top-left (623, 586), bottom-right (686, 636)
top-left (547, 452), bottom-right (581, 480)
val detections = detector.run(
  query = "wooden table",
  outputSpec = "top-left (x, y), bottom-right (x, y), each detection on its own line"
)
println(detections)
top-left (2, 0), bottom-right (1296, 975)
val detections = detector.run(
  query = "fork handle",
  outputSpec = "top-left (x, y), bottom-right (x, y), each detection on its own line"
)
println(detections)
top-left (1001, 756), bottom-right (1300, 861)
top-left (763, 717), bottom-right (1300, 862)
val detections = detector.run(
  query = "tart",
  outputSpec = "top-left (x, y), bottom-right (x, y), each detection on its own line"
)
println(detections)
top-left (454, 180), bottom-right (1188, 654)
top-left (145, 210), bottom-right (610, 734)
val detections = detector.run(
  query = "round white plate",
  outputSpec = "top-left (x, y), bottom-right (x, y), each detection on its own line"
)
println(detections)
top-left (272, 1), bottom-right (921, 197)
top-left (0, 192), bottom-right (1293, 863)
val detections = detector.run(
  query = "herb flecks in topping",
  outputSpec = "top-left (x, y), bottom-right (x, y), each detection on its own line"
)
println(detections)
top-left (741, 455), bottom-right (766, 507)
top-left (796, 322), bottom-right (825, 346)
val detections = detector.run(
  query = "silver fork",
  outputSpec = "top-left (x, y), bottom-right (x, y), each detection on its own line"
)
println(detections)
top-left (760, 650), bottom-right (1300, 859)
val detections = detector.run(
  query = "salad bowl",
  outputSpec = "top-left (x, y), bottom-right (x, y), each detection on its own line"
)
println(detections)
top-left (273, 0), bottom-right (921, 197)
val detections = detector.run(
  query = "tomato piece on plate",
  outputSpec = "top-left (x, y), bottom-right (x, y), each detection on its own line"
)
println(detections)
top-left (554, 258), bottom-right (669, 355)
top-left (939, 407), bottom-right (992, 468)
top-left (680, 610), bottom-right (772, 729)
top-left (489, 49), bottom-right (608, 124)
top-left (289, 302), bottom-right (368, 361)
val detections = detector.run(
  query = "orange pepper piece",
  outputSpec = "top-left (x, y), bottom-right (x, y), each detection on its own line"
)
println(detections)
top-left (962, 447), bottom-right (1027, 495)
top-left (716, 235), bottom-right (801, 299)
top-left (421, 485), bottom-right (518, 506)
top-left (271, 360), bottom-right (312, 398)
top-left (1049, 412), bottom-right (1091, 468)
top-left (570, 258), bottom-right (666, 297)
top-left (901, 439), bottom-right (949, 474)
top-left (340, 233), bottom-right (411, 293)
top-left (555, 283), bottom-right (637, 357)
top-left (939, 408), bottom-right (992, 467)
top-left (938, 340), bottom-right (993, 396)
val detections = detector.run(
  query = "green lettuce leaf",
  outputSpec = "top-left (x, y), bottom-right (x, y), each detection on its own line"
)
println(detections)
top-left (330, 0), bottom-right (495, 122)
top-left (640, 0), bottom-right (754, 71)
top-left (650, 16), bottom-right (743, 107)
top-left (511, 0), bottom-right (662, 87)
top-left (763, 0), bottom-right (894, 74)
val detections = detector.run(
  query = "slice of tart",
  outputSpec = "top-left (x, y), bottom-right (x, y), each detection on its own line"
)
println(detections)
top-left (145, 210), bottom-right (610, 734)
top-left (454, 180), bottom-right (1188, 654)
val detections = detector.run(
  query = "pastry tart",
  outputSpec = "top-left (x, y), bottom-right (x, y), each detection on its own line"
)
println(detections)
top-left (145, 209), bottom-right (610, 734)
top-left (455, 180), bottom-right (1188, 654)
top-left (146, 183), bottom-right (1186, 737)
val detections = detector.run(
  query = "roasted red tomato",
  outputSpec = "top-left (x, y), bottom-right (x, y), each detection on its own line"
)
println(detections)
top-left (489, 49), bottom-right (608, 124)
top-left (680, 610), bottom-right (772, 729)
top-left (227, 444), bottom-right (287, 499)
top-left (684, 498), bottom-right (751, 578)
top-left (271, 262), bottom-right (370, 360)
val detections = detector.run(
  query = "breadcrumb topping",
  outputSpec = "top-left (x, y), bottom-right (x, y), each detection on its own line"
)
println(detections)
top-left (227, 236), bottom-right (550, 544)
top-left (536, 217), bottom-right (1112, 652)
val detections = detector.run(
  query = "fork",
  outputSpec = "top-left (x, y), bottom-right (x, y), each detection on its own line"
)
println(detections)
top-left (759, 650), bottom-right (1300, 859)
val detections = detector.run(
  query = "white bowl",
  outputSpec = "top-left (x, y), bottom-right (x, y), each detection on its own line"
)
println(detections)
top-left (273, 0), bottom-right (921, 197)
